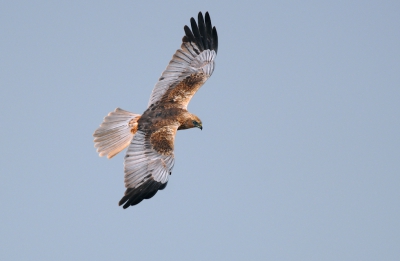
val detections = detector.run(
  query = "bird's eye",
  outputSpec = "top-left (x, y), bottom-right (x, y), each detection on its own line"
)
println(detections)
top-left (192, 120), bottom-right (197, 125)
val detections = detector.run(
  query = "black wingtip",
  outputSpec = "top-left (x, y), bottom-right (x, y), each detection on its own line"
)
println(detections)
top-left (190, 17), bottom-right (204, 51)
top-left (198, 12), bottom-right (208, 49)
top-left (183, 12), bottom-right (218, 53)
top-left (212, 26), bottom-right (218, 54)
top-left (118, 179), bottom-right (168, 209)
top-left (184, 25), bottom-right (196, 43)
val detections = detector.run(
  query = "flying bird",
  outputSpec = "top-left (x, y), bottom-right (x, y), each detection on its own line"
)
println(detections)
top-left (93, 12), bottom-right (218, 209)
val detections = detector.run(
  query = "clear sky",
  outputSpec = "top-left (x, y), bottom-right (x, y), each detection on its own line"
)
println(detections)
top-left (1, 1), bottom-right (399, 260)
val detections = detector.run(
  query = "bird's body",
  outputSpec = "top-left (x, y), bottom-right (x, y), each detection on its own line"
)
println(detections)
top-left (93, 12), bottom-right (218, 209)
top-left (139, 106), bottom-right (199, 132)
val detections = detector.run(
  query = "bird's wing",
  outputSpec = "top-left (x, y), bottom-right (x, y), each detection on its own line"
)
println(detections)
top-left (147, 12), bottom-right (218, 109)
top-left (119, 125), bottom-right (178, 208)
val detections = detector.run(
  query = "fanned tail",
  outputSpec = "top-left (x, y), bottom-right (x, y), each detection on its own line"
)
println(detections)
top-left (93, 108), bottom-right (141, 159)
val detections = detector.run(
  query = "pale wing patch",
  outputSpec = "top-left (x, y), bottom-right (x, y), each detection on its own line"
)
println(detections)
top-left (191, 49), bottom-right (216, 76)
top-left (93, 108), bottom-right (141, 159)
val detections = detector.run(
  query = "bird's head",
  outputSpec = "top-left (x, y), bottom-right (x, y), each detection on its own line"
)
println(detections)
top-left (192, 119), bottom-right (203, 130)
top-left (190, 115), bottom-right (202, 130)
top-left (180, 114), bottom-right (202, 130)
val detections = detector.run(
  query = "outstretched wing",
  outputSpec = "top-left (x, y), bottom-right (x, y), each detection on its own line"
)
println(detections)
top-left (119, 126), bottom-right (178, 208)
top-left (147, 11), bottom-right (218, 109)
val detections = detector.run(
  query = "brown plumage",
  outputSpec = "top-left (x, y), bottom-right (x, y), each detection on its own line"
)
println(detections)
top-left (93, 12), bottom-right (218, 209)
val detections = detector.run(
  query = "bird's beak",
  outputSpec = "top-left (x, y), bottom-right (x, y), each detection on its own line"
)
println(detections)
top-left (199, 125), bottom-right (202, 131)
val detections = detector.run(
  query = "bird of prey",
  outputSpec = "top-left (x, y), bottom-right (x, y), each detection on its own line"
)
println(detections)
top-left (93, 12), bottom-right (218, 209)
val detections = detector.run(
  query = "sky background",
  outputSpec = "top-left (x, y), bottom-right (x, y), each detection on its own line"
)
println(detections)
top-left (1, 1), bottom-right (399, 260)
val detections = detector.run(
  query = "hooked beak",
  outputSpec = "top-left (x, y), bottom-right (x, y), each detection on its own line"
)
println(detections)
top-left (193, 121), bottom-right (202, 130)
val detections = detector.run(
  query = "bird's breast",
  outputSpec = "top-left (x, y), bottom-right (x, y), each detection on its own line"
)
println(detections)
top-left (138, 106), bottom-right (187, 132)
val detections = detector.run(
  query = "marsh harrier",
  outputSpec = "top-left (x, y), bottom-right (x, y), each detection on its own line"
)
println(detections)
top-left (93, 12), bottom-right (218, 209)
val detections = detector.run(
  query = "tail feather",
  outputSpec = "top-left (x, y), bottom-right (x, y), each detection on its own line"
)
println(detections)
top-left (93, 108), bottom-right (141, 159)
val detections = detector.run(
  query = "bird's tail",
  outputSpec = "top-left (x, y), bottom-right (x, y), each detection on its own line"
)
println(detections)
top-left (93, 108), bottom-right (141, 159)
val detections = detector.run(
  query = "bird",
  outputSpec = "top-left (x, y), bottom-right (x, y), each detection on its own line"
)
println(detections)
top-left (93, 12), bottom-right (218, 209)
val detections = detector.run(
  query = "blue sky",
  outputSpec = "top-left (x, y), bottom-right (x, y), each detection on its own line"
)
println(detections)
top-left (1, 1), bottom-right (399, 260)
